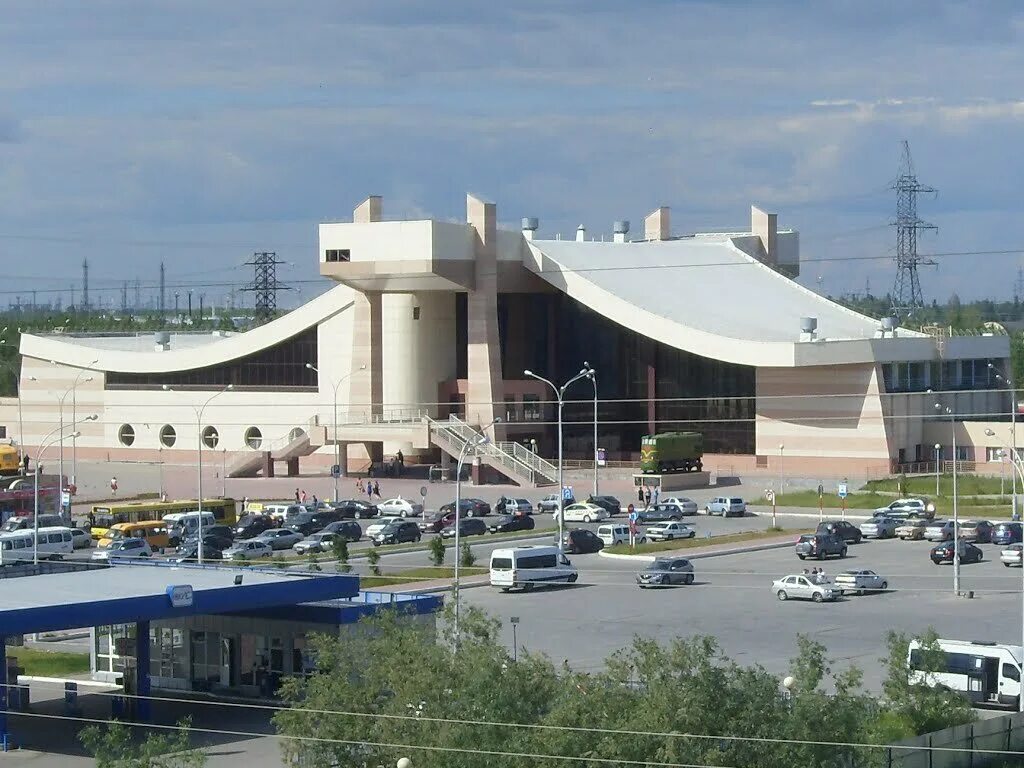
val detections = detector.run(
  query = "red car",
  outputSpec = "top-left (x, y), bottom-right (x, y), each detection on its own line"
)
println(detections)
top-left (418, 510), bottom-right (457, 534)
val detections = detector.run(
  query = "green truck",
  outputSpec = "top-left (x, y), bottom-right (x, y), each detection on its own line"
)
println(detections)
top-left (640, 432), bottom-right (704, 474)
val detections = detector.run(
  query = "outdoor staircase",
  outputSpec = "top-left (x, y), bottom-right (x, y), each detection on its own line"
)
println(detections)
top-left (428, 415), bottom-right (557, 488)
top-left (226, 418), bottom-right (325, 478)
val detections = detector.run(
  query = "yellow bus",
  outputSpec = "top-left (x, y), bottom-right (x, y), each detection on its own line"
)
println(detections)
top-left (89, 498), bottom-right (237, 540)
top-left (0, 445), bottom-right (21, 475)
top-left (98, 520), bottom-right (171, 551)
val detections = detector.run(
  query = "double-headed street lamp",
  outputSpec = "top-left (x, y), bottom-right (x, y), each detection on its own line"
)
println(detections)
top-left (162, 383), bottom-right (233, 563)
top-left (55, 363), bottom-right (97, 504)
top-left (524, 365), bottom-right (594, 552)
top-left (936, 403), bottom-right (961, 595)
top-left (452, 417), bottom-right (500, 652)
top-left (34, 416), bottom-right (96, 562)
top-left (305, 362), bottom-right (365, 502)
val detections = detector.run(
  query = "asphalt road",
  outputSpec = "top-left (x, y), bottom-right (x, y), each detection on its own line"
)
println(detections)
top-left (462, 535), bottom-right (1024, 693)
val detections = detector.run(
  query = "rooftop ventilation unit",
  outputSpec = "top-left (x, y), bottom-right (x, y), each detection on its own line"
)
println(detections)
top-left (154, 331), bottom-right (170, 352)
top-left (877, 316), bottom-right (899, 338)
top-left (521, 217), bottom-right (539, 241)
top-left (613, 220), bottom-right (630, 243)
top-left (799, 316), bottom-right (818, 342)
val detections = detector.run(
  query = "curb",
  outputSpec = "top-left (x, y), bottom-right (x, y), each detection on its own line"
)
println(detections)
top-left (598, 539), bottom-right (796, 564)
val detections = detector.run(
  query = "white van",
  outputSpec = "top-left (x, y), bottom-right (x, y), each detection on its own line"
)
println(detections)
top-left (908, 638), bottom-right (1022, 708)
top-left (263, 503), bottom-right (305, 523)
top-left (163, 511), bottom-right (216, 545)
top-left (489, 546), bottom-right (578, 592)
top-left (0, 526), bottom-right (74, 563)
top-left (597, 524), bottom-right (646, 547)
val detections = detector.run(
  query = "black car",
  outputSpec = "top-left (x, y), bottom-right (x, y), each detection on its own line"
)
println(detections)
top-left (440, 499), bottom-right (491, 518)
top-left (817, 520), bottom-right (863, 545)
top-left (440, 518), bottom-right (488, 539)
top-left (170, 541), bottom-right (224, 563)
top-left (329, 499), bottom-right (379, 519)
top-left (587, 495), bottom-right (622, 516)
top-left (287, 512), bottom-right (326, 536)
top-left (931, 540), bottom-right (984, 565)
top-left (559, 528), bottom-right (604, 554)
top-left (372, 521), bottom-right (422, 546)
top-left (319, 520), bottom-right (363, 542)
top-left (489, 514), bottom-right (536, 534)
top-left (636, 557), bottom-right (695, 588)
top-left (636, 504), bottom-right (684, 523)
top-left (235, 514), bottom-right (275, 539)
top-left (992, 522), bottom-right (1023, 546)
top-left (182, 526), bottom-right (234, 551)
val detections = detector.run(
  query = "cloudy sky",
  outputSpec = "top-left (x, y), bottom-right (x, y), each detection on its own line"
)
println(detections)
top-left (1, 0), bottom-right (1022, 311)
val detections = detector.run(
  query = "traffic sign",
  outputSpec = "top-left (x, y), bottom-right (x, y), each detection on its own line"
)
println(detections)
top-left (764, 489), bottom-right (775, 502)
top-left (562, 486), bottom-right (574, 501)
top-left (838, 482), bottom-right (848, 499)
top-left (817, 483), bottom-right (824, 498)
top-left (419, 485), bottom-right (428, 498)
top-left (330, 464), bottom-right (341, 478)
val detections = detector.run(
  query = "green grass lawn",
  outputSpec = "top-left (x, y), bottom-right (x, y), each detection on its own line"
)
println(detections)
top-left (764, 489), bottom-right (1016, 520)
top-left (360, 566), bottom-right (487, 588)
top-left (5, 646), bottom-right (90, 677)
top-left (604, 528), bottom-right (810, 556)
top-left (767, 490), bottom-right (885, 509)
top-left (863, 473), bottom-right (1011, 497)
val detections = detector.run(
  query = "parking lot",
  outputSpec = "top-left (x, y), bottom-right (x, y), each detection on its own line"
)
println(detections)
top-left (463, 532), bottom-right (1024, 693)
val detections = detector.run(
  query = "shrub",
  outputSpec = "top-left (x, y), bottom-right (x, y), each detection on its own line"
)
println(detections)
top-left (428, 536), bottom-right (446, 567)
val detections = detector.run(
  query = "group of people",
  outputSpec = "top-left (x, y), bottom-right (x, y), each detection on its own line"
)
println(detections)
top-left (356, 479), bottom-right (382, 500)
top-left (802, 567), bottom-right (828, 583)
top-left (293, 489), bottom-right (320, 507)
top-left (637, 485), bottom-right (659, 508)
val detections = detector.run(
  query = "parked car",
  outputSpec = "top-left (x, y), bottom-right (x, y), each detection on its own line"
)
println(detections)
top-left (646, 521), bottom-right (696, 542)
top-left (439, 498), bottom-right (491, 518)
top-left (70, 528), bottom-right (92, 549)
top-left (169, 541), bottom-right (224, 563)
top-left (318, 520), bottom-right (363, 542)
top-left (930, 540), bottom-right (984, 565)
top-left (834, 569), bottom-right (889, 595)
top-left (558, 528), bottom-right (604, 554)
top-left (179, 534), bottom-right (232, 555)
top-left (658, 497), bottom-right (699, 515)
top-left (586, 495), bottom-right (621, 516)
top-left (419, 511), bottom-right (457, 534)
top-left (993, 522), bottom-right (1024, 546)
top-left (489, 514), bottom-right (536, 534)
top-left (223, 539), bottom-right (273, 561)
top-left (327, 499), bottom-right (379, 519)
top-left (366, 517), bottom-right (403, 538)
top-left (554, 502), bottom-right (609, 523)
top-left (440, 518), bottom-right (488, 539)
top-left (538, 493), bottom-right (573, 512)
top-left (873, 498), bottom-right (935, 519)
top-left (705, 497), bottom-right (746, 517)
top-left (959, 520), bottom-right (994, 543)
top-left (495, 497), bottom-right (534, 516)
top-left (183, 525), bottom-right (234, 550)
top-left (234, 514), bottom-right (275, 540)
top-left (817, 520), bottom-right (863, 544)
top-left (597, 523), bottom-right (643, 547)
top-left (91, 538), bottom-right (152, 560)
top-left (896, 519), bottom-right (929, 540)
top-left (372, 520), bottom-right (422, 546)
top-left (377, 497), bottom-right (424, 518)
top-left (1000, 543), bottom-right (1023, 567)
top-left (772, 574), bottom-right (839, 602)
top-left (636, 557), bottom-right (694, 588)
top-left (859, 518), bottom-right (898, 539)
top-left (924, 520), bottom-right (955, 542)
top-left (636, 504), bottom-right (685, 523)
top-left (255, 528), bottom-right (304, 551)
top-left (294, 532), bottom-right (351, 555)
top-left (795, 533), bottom-right (847, 560)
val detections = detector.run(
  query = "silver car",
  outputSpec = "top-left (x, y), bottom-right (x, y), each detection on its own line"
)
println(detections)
top-left (860, 518), bottom-right (898, 539)
top-left (1001, 543), bottom-right (1023, 568)
top-left (772, 574), bottom-right (838, 603)
top-left (924, 520), bottom-right (955, 542)
top-left (659, 497), bottom-right (699, 515)
top-left (834, 569), bottom-right (889, 595)
top-left (91, 538), bottom-right (152, 560)
top-left (255, 528), bottom-right (304, 550)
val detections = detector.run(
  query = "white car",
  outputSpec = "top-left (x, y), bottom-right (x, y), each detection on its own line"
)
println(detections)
top-left (859, 518), bottom-right (898, 539)
top-left (1001, 544), bottom-right (1023, 568)
top-left (223, 539), bottom-right (273, 561)
top-left (377, 497), bottom-right (424, 518)
top-left (873, 498), bottom-right (935, 519)
top-left (772, 574), bottom-right (839, 602)
top-left (91, 538), bottom-right (152, 560)
top-left (366, 516), bottom-right (403, 538)
top-left (645, 521), bottom-right (696, 542)
top-left (553, 503), bottom-right (609, 523)
top-left (833, 569), bottom-right (889, 595)
top-left (596, 523), bottom-right (646, 547)
top-left (658, 497), bottom-right (699, 515)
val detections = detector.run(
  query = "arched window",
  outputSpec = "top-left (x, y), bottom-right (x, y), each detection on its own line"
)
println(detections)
top-left (159, 425), bottom-right (177, 447)
top-left (118, 424), bottom-right (135, 447)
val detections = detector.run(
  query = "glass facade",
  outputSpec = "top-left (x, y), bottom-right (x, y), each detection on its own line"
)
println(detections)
top-left (882, 357), bottom-right (999, 393)
top-left (106, 328), bottom-right (318, 391)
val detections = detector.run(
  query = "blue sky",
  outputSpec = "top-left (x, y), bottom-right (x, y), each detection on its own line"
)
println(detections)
top-left (1, 0), bottom-right (1023, 310)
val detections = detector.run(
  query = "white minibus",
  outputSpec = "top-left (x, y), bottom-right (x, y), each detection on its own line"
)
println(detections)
top-left (0, 526), bottom-right (74, 563)
top-left (908, 638), bottom-right (1022, 708)
top-left (489, 546), bottom-right (578, 592)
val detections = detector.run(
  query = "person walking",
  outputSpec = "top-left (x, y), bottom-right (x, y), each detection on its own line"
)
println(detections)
top-left (366, 482), bottom-right (373, 501)
top-left (373, 480), bottom-right (381, 499)
top-left (294, 488), bottom-right (300, 503)
top-left (21, 453), bottom-right (28, 475)
top-left (652, 487), bottom-right (660, 505)
top-left (396, 449), bottom-right (404, 477)
top-left (242, 497), bottom-right (249, 514)
top-left (356, 478), bottom-right (364, 494)
top-left (637, 486), bottom-right (644, 505)
top-left (300, 489), bottom-right (308, 504)
top-left (644, 486), bottom-right (652, 508)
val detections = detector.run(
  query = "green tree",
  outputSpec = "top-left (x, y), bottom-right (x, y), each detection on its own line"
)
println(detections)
top-left (365, 547), bottom-right (381, 576)
top-left (459, 541), bottom-right (476, 568)
top-left (80, 716), bottom-right (206, 767)
top-left (331, 537), bottom-right (351, 573)
top-left (306, 552), bottom-right (321, 572)
top-left (428, 536), bottom-right (446, 567)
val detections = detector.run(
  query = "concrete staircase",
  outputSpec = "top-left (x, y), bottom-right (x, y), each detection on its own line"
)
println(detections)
top-left (428, 415), bottom-right (557, 488)
top-left (227, 419), bottom-right (326, 478)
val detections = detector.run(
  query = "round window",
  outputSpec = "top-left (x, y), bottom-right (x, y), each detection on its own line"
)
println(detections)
top-left (202, 425), bottom-right (219, 449)
top-left (159, 424), bottom-right (176, 448)
top-left (118, 424), bottom-right (135, 447)
top-left (244, 427), bottom-right (263, 450)
top-left (288, 427), bottom-right (306, 442)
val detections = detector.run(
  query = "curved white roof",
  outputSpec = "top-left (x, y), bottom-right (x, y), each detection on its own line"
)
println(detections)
top-left (526, 237), bottom-right (929, 367)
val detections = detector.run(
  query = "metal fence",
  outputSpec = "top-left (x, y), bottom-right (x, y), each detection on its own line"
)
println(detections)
top-left (888, 710), bottom-right (1024, 768)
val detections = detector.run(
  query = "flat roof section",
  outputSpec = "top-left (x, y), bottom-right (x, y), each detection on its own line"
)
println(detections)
top-left (0, 562), bottom-right (359, 637)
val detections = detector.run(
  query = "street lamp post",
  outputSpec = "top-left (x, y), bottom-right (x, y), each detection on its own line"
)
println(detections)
top-left (990, 364), bottom-right (1018, 520)
top-left (583, 363), bottom-right (598, 498)
top-left (163, 384), bottom-right (233, 563)
top-left (778, 444), bottom-right (785, 497)
top-left (524, 366), bottom-right (593, 552)
top-left (452, 417), bottom-right (499, 653)
top-left (936, 403), bottom-right (960, 595)
top-left (33, 417), bottom-right (95, 563)
top-left (934, 443), bottom-right (941, 497)
top-left (986, 427), bottom-right (1024, 712)
top-left (305, 363), bottom-right (365, 502)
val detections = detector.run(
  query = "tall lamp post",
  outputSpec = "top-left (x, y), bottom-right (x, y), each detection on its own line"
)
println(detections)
top-left (162, 384), bottom-right (233, 563)
top-left (778, 444), bottom-right (785, 497)
top-left (582, 363), bottom-right (598, 498)
top-left (452, 417), bottom-right (500, 652)
top-left (989, 363), bottom-right (1018, 520)
top-left (305, 362), bottom-right (365, 502)
top-left (34, 417), bottom-right (95, 563)
top-left (71, 358), bottom-right (99, 487)
top-left (56, 372), bottom-right (95, 506)
top-left (936, 403), bottom-right (960, 595)
top-left (934, 443), bottom-right (941, 497)
top-left (524, 366), bottom-right (592, 551)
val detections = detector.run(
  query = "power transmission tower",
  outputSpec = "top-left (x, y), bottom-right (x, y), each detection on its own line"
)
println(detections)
top-left (134, 278), bottom-right (141, 311)
top-left (241, 251), bottom-right (289, 324)
top-left (81, 259), bottom-right (90, 311)
top-left (890, 140), bottom-right (937, 317)
top-left (159, 262), bottom-right (166, 316)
